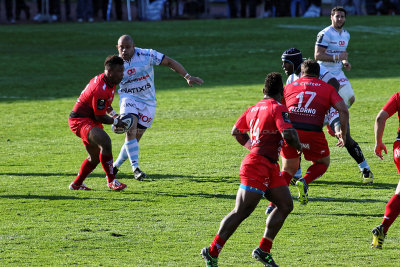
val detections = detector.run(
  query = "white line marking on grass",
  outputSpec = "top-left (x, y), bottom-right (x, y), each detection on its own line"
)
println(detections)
top-left (278, 24), bottom-right (400, 35)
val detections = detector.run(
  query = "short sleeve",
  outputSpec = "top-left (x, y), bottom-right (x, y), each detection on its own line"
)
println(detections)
top-left (234, 107), bottom-right (251, 133)
top-left (273, 104), bottom-right (293, 132)
top-left (316, 30), bottom-right (329, 48)
top-left (92, 88), bottom-right (109, 116)
top-left (382, 93), bottom-right (400, 117)
top-left (149, 49), bottom-right (165, 66)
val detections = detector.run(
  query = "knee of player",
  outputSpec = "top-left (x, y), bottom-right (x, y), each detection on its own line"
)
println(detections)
top-left (87, 155), bottom-right (100, 166)
top-left (348, 96), bottom-right (355, 107)
top-left (276, 199), bottom-right (293, 215)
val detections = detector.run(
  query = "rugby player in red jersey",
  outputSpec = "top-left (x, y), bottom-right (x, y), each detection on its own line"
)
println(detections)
top-left (371, 92), bottom-right (400, 249)
top-left (68, 55), bottom-right (127, 191)
top-left (201, 72), bottom-right (302, 267)
top-left (281, 59), bottom-right (349, 205)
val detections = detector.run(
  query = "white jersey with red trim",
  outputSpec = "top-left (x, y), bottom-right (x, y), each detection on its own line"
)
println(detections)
top-left (315, 26), bottom-right (350, 75)
top-left (118, 47), bottom-right (165, 107)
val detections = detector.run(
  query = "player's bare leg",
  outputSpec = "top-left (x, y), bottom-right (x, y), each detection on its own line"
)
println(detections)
top-left (217, 188), bottom-right (262, 241)
top-left (263, 185), bottom-right (293, 239)
top-left (252, 185), bottom-right (292, 266)
top-left (266, 156), bottom-right (298, 214)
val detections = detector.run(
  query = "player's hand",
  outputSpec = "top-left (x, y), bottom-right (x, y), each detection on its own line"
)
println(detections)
top-left (375, 142), bottom-right (387, 160)
top-left (342, 60), bottom-right (351, 71)
top-left (335, 131), bottom-right (345, 147)
top-left (186, 76), bottom-right (204, 87)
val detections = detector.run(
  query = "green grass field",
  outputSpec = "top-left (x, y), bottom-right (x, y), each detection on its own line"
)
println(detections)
top-left (1, 15), bottom-right (400, 266)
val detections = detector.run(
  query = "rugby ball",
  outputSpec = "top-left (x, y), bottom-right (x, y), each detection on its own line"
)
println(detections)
top-left (112, 114), bottom-right (135, 134)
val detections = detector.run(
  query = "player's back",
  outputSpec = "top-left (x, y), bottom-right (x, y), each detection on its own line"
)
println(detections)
top-left (284, 76), bottom-right (338, 131)
top-left (244, 98), bottom-right (289, 162)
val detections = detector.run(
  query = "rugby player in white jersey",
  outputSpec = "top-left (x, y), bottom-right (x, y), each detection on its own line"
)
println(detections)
top-left (314, 6), bottom-right (373, 184)
top-left (112, 34), bottom-right (203, 180)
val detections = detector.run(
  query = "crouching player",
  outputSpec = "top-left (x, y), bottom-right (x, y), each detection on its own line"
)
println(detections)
top-left (371, 92), bottom-right (400, 248)
top-left (68, 55), bottom-right (127, 191)
top-left (201, 72), bottom-right (302, 267)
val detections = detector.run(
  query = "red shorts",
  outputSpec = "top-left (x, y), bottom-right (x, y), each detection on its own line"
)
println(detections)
top-left (281, 130), bottom-right (329, 161)
top-left (393, 141), bottom-right (400, 175)
top-left (239, 153), bottom-right (286, 192)
top-left (68, 118), bottom-right (103, 146)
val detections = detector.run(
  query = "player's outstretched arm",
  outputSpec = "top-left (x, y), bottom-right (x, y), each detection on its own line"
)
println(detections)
top-left (374, 110), bottom-right (389, 160)
top-left (333, 100), bottom-right (349, 147)
top-left (160, 56), bottom-right (204, 87)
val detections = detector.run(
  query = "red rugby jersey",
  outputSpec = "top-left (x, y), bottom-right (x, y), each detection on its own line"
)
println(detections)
top-left (382, 92), bottom-right (400, 134)
top-left (235, 98), bottom-right (293, 162)
top-left (72, 73), bottom-right (116, 120)
top-left (283, 76), bottom-right (342, 131)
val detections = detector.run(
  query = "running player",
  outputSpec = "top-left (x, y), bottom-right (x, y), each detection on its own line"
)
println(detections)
top-left (282, 59), bottom-right (349, 205)
top-left (112, 34), bottom-right (203, 180)
top-left (371, 92), bottom-right (400, 249)
top-left (201, 72), bottom-right (302, 267)
top-left (68, 55), bottom-right (127, 191)
top-left (315, 6), bottom-right (373, 184)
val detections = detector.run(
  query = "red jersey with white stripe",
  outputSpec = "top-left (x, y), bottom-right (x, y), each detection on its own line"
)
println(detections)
top-left (235, 98), bottom-right (293, 162)
top-left (72, 73), bottom-right (116, 120)
top-left (283, 76), bottom-right (342, 132)
top-left (382, 92), bottom-right (400, 137)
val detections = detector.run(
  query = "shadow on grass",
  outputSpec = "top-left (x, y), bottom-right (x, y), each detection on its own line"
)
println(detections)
top-left (1, 172), bottom-right (107, 178)
top-left (312, 180), bottom-right (396, 190)
top-left (308, 196), bottom-right (388, 204)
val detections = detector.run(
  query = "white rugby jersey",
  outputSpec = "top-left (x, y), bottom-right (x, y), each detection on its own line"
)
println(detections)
top-left (118, 47), bottom-right (165, 107)
top-left (286, 64), bottom-right (333, 85)
top-left (315, 26), bottom-right (350, 74)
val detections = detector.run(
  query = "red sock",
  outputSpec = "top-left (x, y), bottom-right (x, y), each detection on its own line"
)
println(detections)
top-left (209, 234), bottom-right (226, 258)
top-left (100, 153), bottom-right (115, 183)
top-left (259, 237), bottom-right (273, 253)
top-left (281, 171), bottom-right (293, 186)
top-left (382, 194), bottom-right (400, 234)
top-left (303, 163), bottom-right (328, 185)
top-left (74, 159), bottom-right (97, 185)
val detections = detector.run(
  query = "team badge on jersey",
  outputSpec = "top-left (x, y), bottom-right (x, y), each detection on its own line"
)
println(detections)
top-left (97, 99), bottom-right (106, 110)
top-left (316, 33), bottom-right (324, 44)
top-left (282, 112), bottom-right (291, 123)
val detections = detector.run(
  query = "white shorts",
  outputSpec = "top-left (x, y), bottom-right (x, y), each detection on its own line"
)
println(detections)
top-left (334, 71), bottom-right (355, 108)
top-left (324, 106), bottom-right (340, 127)
top-left (119, 97), bottom-right (155, 128)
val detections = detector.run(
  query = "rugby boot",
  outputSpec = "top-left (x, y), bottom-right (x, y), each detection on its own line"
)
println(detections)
top-left (133, 167), bottom-right (146, 181)
top-left (295, 178), bottom-right (308, 205)
top-left (69, 182), bottom-right (92, 190)
top-left (362, 169), bottom-right (373, 185)
top-left (252, 247), bottom-right (279, 267)
top-left (201, 247), bottom-right (218, 267)
top-left (371, 224), bottom-right (386, 249)
top-left (107, 179), bottom-right (127, 191)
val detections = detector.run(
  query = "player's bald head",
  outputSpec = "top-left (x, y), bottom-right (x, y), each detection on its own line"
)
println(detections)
top-left (117, 35), bottom-right (135, 61)
top-left (118, 35), bottom-right (134, 45)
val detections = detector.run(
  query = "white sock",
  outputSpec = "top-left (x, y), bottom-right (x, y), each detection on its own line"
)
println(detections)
top-left (126, 138), bottom-right (139, 171)
top-left (113, 143), bottom-right (128, 168)
top-left (358, 160), bottom-right (370, 171)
